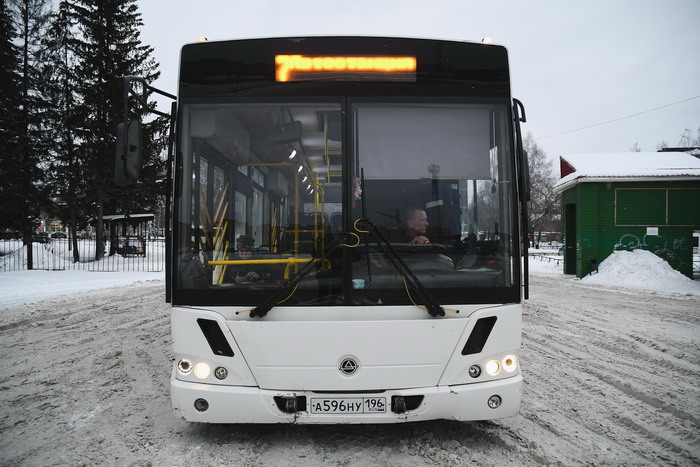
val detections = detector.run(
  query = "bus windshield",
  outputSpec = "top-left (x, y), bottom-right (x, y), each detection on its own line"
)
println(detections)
top-left (174, 99), bottom-right (517, 307)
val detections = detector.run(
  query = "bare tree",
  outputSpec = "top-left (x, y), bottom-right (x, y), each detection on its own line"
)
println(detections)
top-left (523, 133), bottom-right (561, 246)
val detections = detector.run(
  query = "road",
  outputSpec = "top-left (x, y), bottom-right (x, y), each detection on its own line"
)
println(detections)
top-left (0, 276), bottom-right (698, 465)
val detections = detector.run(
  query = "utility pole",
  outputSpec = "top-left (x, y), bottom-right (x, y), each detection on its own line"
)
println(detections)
top-left (677, 129), bottom-right (691, 147)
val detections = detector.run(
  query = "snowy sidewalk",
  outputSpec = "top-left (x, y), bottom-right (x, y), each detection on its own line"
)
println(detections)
top-left (0, 269), bottom-right (164, 309)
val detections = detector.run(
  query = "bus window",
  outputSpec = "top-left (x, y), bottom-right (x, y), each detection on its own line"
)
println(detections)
top-left (175, 102), bottom-right (344, 303)
top-left (351, 102), bottom-right (514, 304)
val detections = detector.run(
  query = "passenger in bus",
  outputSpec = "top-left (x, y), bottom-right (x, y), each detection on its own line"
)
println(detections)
top-left (352, 176), bottom-right (362, 208)
top-left (229, 235), bottom-right (271, 283)
top-left (404, 208), bottom-right (430, 245)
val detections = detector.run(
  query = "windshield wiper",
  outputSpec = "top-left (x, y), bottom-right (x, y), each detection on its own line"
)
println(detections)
top-left (358, 218), bottom-right (445, 317)
top-left (249, 235), bottom-right (344, 318)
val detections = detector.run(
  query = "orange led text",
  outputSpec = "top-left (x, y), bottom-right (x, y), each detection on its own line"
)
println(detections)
top-left (275, 55), bottom-right (417, 82)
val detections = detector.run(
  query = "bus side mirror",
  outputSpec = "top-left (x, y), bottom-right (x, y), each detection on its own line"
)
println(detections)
top-left (114, 120), bottom-right (142, 186)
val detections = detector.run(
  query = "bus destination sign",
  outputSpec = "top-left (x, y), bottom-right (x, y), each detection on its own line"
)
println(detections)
top-left (275, 55), bottom-right (417, 82)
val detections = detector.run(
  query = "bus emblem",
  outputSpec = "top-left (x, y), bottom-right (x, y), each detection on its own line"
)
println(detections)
top-left (339, 357), bottom-right (359, 375)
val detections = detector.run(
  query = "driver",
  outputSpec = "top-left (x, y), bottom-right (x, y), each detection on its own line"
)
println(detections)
top-left (404, 208), bottom-right (430, 245)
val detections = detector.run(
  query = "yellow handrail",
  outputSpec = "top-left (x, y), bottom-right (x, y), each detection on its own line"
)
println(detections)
top-left (212, 204), bottom-right (229, 249)
top-left (212, 185), bottom-right (229, 227)
top-left (208, 257), bottom-right (318, 280)
top-left (208, 258), bottom-right (314, 266)
top-left (270, 206), bottom-right (278, 252)
top-left (199, 212), bottom-right (212, 248)
top-left (199, 185), bottom-right (213, 227)
top-left (215, 241), bottom-right (230, 285)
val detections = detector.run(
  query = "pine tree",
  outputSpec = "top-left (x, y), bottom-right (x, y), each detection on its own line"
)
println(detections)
top-left (40, 0), bottom-right (84, 261)
top-left (6, 0), bottom-right (52, 268)
top-left (69, 0), bottom-right (164, 260)
top-left (0, 0), bottom-right (22, 233)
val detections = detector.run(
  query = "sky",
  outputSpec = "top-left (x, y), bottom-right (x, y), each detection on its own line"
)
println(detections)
top-left (137, 0), bottom-right (700, 166)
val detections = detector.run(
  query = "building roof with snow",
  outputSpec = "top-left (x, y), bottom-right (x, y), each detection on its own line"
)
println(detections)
top-left (553, 152), bottom-right (700, 193)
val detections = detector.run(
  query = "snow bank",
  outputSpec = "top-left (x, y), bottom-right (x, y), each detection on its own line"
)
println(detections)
top-left (528, 255), bottom-right (565, 276)
top-left (581, 249), bottom-right (700, 295)
top-left (0, 270), bottom-right (164, 309)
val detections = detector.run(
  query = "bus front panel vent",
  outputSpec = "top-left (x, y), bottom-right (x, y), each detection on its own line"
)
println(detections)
top-left (197, 318), bottom-right (235, 357)
top-left (461, 316), bottom-right (498, 355)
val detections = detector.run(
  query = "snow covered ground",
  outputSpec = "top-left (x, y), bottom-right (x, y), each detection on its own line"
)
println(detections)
top-left (0, 270), bottom-right (163, 309)
top-left (0, 252), bottom-right (698, 465)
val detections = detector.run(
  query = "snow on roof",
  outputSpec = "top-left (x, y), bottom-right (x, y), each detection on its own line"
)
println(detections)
top-left (553, 152), bottom-right (700, 193)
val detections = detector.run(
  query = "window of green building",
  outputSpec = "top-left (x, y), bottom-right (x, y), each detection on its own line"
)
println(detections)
top-left (668, 189), bottom-right (700, 225)
top-left (616, 188), bottom-right (700, 226)
top-left (616, 189), bottom-right (665, 226)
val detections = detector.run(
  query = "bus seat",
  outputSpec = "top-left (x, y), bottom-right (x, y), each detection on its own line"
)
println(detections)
top-left (330, 212), bottom-right (342, 229)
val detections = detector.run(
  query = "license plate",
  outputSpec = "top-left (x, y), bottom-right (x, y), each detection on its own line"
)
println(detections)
top-left (309, 397), bottom-right (386, 414)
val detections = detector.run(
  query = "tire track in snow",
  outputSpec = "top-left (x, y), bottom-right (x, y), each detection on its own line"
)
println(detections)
top-left (1, 277), bottom-right (699, 465)
top-left (519, 276), bottom-right (700, 465)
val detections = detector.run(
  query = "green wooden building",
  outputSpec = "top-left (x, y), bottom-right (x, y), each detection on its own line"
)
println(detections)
top-left (553, 152), bottom-right (700, 278)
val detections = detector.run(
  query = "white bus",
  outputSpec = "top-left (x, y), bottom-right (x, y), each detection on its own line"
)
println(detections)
top-left (119, 36), bottom-right (530, 423)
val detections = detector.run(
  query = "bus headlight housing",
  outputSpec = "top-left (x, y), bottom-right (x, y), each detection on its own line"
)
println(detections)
top-left (465, 352), bottom-right (519, 381)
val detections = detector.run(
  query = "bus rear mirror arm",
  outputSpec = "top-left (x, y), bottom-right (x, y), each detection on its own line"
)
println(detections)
top-left (114, 76), bottom-right (176, 186)
top-left (513, 98), bottom-right (529, 300)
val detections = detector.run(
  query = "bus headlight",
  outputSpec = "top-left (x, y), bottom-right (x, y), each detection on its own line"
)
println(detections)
top-left (194, 362), bottom-right (211, 379)
top-left (177, 359), bottom-right (192, 374)
top-left (502, 355), bottom-right (518, 372)
top-left (485, 360), bottom-right (500, 376)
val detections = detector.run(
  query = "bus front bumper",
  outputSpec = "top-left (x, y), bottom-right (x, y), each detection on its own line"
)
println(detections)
top-left (171, 369), bottom-right (522, 424)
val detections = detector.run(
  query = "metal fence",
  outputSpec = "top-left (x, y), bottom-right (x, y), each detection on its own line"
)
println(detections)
top-left (0, 235), bottom-right (165, 272)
